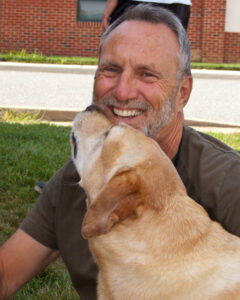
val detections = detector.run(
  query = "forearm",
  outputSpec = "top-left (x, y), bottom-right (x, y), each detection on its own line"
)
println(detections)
top-left (0, 254), bottom-right (9, 300)
top-left (102, 0), bottom-right (119, 30)
top-left (0, 252), bottom-right (59, 300)
top-left (0, 230), bottom-right (59, 299)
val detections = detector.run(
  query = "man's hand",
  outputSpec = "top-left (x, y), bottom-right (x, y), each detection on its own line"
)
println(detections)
top-left (0, 229), bottom-right (59, 299)
top-left (102, 0), bottom-right (119, 31)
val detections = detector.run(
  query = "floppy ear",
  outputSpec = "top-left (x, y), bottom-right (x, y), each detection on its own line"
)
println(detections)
top-left (81, 166), bottom-right (142, 239)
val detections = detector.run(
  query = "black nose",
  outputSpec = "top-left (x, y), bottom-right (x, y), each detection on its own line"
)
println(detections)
top-left (85, 105), bottom-right (98, 112)
top-left (85, 105), bottom-right (108, 119)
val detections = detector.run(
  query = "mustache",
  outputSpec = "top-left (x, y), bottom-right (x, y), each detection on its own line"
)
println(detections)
top-left (93, 96), bottom-right (150, 111)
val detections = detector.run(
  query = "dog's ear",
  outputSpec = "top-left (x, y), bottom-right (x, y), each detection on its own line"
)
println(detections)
top-left (82, 166), bottom-right (142, 239)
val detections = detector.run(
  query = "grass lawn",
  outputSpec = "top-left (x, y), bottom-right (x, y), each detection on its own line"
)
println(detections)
top-left (0, 121), bottom-right (79, 299)
top-left (1, 51), bottom-right (240, 71)
top-left (0, 121), bottom-right (239, 298)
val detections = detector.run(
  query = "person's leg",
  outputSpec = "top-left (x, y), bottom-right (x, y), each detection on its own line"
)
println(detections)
top-left (110, 2), bottom-right (190, 30)
top-left (170, 4), bottom-right (191, 30)
top-left (110, 0), bottom-right (138, 24)
top-left (153, 3), bottom-right (191, 30)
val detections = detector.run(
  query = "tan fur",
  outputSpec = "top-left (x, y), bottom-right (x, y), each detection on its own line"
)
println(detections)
top-left (72, 108), bottom-right (240, 300)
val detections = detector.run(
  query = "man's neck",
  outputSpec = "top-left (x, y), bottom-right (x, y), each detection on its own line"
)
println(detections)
top-left (155, 113), bottom-right (184, 160)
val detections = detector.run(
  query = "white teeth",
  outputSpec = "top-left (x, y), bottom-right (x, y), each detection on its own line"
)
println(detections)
top-left (113, 108), bottom-right (142, 117)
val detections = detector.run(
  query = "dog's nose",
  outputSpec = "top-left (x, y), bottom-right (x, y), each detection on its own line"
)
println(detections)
top-left (84, 104), bottom-right (108, 119)
top-left (85, 105), bottom-right (99, 112)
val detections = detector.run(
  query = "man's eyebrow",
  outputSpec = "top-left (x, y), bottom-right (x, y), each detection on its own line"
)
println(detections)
top-left (98, 62), bottom-right (165, 78)
top-left (98, 61), bottom-right (121, 69)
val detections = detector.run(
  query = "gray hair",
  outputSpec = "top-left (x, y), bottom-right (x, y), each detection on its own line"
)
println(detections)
top-left (99, 3), bottom-right (191, 79)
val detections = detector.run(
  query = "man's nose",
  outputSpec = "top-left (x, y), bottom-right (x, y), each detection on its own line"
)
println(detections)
top-left (113, 73), bottom-right (138, 101)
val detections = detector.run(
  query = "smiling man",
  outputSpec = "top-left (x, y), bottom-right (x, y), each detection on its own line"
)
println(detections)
top-left (93, 13), bottom-right (192, 159)
top-left (0, 4), bottom-right (239, 300)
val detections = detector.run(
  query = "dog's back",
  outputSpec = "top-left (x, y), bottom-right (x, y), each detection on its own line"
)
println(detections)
top-left (89, 193), bottom-right (240, 300)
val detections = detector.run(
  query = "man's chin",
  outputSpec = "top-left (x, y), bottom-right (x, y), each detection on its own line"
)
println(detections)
top-left (91, 100), bottom-right (149, 133)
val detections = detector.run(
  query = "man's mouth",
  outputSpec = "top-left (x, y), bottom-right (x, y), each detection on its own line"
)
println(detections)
top-left (112, 107), bottom-right (142, 118)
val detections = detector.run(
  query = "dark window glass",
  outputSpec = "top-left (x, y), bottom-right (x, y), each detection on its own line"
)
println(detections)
top-left (77, 0), bottom-right (106, 22)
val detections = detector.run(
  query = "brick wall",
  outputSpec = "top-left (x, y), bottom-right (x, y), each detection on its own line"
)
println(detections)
top-left (0, 0), bottom-right (239, 63)
top-left (0, 0), bottom-right (102, 57)
top-left (188, 0), bottom-right (203, 61)
top-left (189, 0), bottom-right (240, 63)
top-left (224, 32), bottom-right (240, 63)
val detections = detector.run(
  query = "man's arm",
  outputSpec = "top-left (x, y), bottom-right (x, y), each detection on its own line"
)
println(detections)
top-left (0, 229), bottom-right (59, 299)
top-left (102, 0), bottom-right (118, 31)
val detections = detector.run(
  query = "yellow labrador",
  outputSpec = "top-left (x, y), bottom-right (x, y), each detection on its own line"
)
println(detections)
top-left (71, 105), bottom-right (240, 300)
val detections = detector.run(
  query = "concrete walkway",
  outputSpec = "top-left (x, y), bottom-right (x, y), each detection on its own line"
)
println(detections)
top-left (0, 62), bottom-right (240, 131)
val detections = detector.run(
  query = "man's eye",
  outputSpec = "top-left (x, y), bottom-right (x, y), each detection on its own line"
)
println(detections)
top-left (143, 72), bottom-right (154, 77)
top-left (107, 67), bottom-right (117, 72)
top-left (103, 67), bottom-right (119, 75)
top-left (140, 72), bottom-right (157, 82)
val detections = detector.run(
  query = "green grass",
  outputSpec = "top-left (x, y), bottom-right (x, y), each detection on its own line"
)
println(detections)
top-left (208, 132), bottom-right (240, 153)
top-left (0, 121), bottom-right (239, 298)
top-left (13, 259), bottom-right (79, 300)
top-left (190, 62), bottom-right (240, 71)
top-left (0, 121), bottom-right (79, 299)
top-left (0, 50), bottom-right (98, 65)
top-left (0, 122), bottom-right (72, 241)
top-left (1, 109), bottom-right (42, 123)
top-left (1, 50), bottom-right (240, 70)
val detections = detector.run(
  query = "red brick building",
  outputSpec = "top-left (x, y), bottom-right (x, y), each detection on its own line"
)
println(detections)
top-left (0, 0), bottom-right (239, 63)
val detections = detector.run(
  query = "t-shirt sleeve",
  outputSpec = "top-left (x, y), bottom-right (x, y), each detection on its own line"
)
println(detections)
top-left (179, 125), bottom-right (240, 238)
top-left (217, 161), bottom-right (240, 236)
top-left (20, 189), bottom-right (57, 249)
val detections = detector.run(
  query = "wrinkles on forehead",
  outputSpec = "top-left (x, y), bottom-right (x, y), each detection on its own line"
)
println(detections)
top-left (99, 20), bottom-right (179, 82)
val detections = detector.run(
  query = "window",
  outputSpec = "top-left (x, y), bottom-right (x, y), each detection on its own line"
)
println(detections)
top-left (225, 0), bottom-right (240, 33)
top-left (77, 0), bottom-right (107, 22)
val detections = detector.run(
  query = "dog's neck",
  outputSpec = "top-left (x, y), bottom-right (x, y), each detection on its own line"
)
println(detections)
top-left (90, 197), bottom-right (212, 299)
top-left (90, 193), bottom-right (211, 263)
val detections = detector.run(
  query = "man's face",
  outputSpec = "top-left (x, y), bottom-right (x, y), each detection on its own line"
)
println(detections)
top-left (93, 20), bottom-right (181, 139)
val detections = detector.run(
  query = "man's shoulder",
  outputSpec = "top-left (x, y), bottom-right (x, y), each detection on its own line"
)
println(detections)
top-left (179, 124), bottom-right (240, 190)
top-left (43, 158), bottom-right (80, 202)
top-left (181, 125), bottom-right (240, 235)
top-left (48, 158), bottom-right (80, 185)
top-left (182, 124), bottom-right (240, 160)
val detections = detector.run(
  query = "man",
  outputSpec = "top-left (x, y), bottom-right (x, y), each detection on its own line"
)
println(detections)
top-left (0, 4), bottom-right (239, 300)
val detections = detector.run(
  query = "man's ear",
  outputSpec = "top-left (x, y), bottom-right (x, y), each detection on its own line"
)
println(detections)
top-left (176, 75), bottom-right (193, 111)
top-left (81, 166), bottom-right (142, 239)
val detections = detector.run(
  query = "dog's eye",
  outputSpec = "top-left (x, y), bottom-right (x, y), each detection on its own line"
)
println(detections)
top-left (71, 132), bottom-right (78, 159)
top-left (104, 130), bottom-right (110, 137)
top-left (103, 126), bottom-right (114, 138)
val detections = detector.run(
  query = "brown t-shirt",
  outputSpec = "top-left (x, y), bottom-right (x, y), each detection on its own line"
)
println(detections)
top-left (20, 124), bottom-right (240, 299)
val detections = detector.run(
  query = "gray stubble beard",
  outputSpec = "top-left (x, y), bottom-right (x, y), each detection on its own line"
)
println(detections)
top-left (92, 86), bottom-right (178, 139)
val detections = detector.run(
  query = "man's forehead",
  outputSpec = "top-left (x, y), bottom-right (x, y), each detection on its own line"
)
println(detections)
top-left (100, 20), bottom-right (179, 73)
top-left (101, 20), bottom-right (179, 57)
top-left (106, 20), bottom-right (176, 42)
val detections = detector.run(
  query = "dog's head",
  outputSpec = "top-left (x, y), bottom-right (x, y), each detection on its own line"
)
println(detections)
top-left (71, 105), bottom-right (185, 239)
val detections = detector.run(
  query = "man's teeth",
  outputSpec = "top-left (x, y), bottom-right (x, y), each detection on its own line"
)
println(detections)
top-left (113, 108), bottom-right (142, 117)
